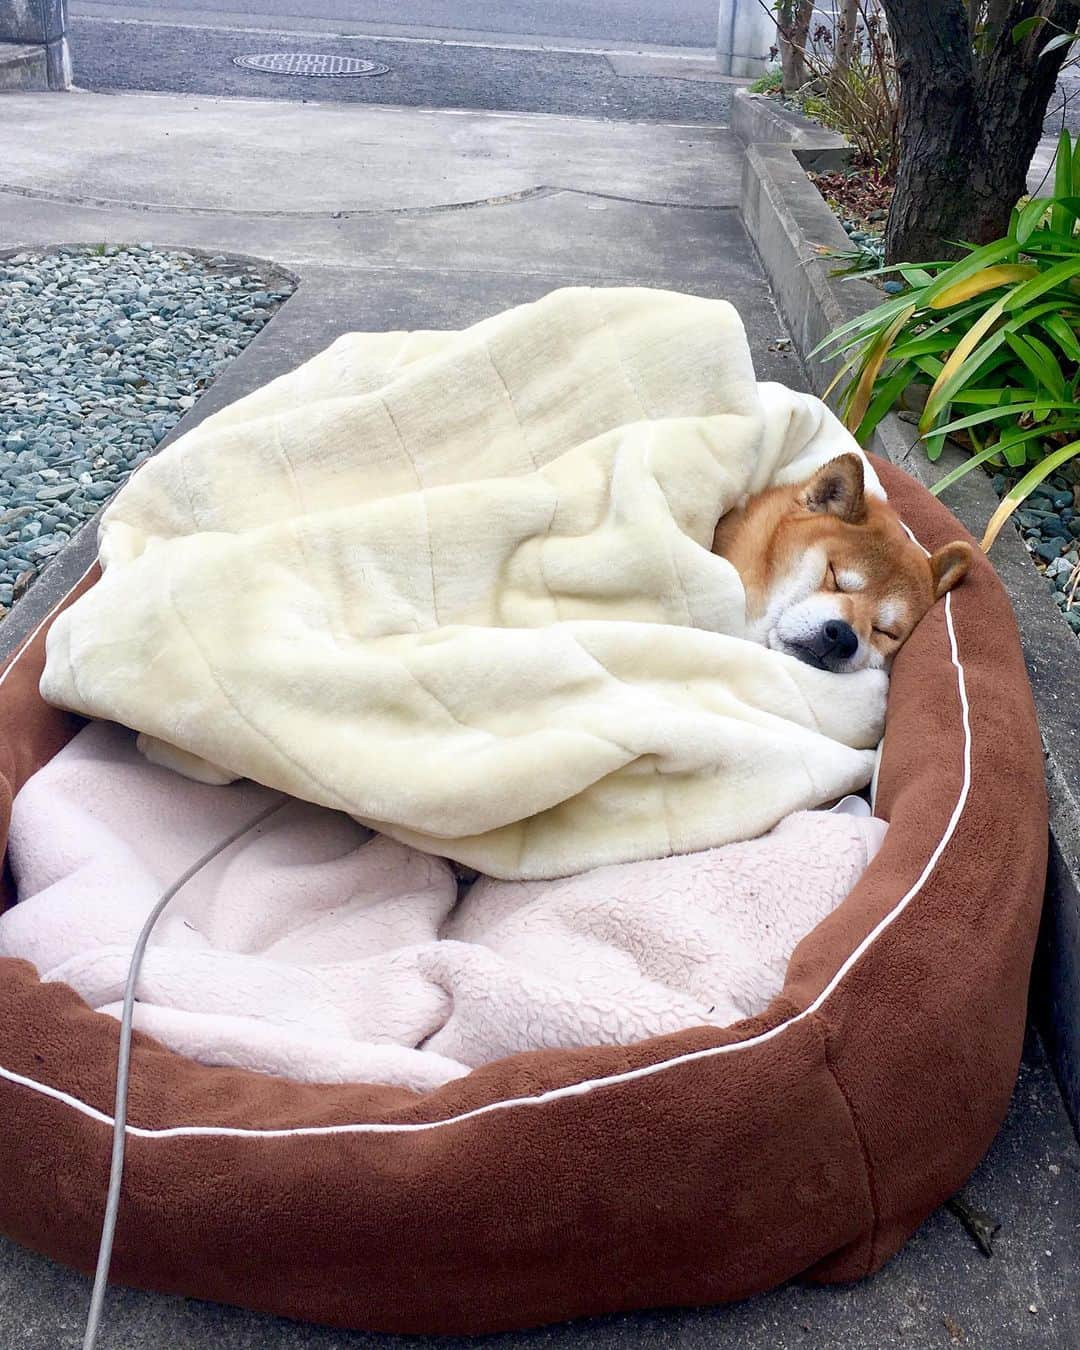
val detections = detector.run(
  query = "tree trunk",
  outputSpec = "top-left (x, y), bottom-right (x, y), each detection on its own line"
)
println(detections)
top-left (883, 0), bottom-right (1080, 262)
top-left (986, 0), bottom-right (1015, 41)
top-left (885, 1), bottom-right (986, 261)
top-left (778, 0), bottom-right (814, 93)
top-left (837, 0), bottom-right (860, 73)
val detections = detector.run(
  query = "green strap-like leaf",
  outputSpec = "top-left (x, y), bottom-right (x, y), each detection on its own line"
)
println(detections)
top-left (924, 429), bottom-right (947, 461)
top-left (899, 266), bottom-right (935, 288)
top-left (1039, 32), bottom-right (1076, 60)
top-left (999, 419), bottom-right (1080, 451)
top-left (948, 386), bottom-right (1030, 406)
top-left (1017, 197), bottom-right (1052, 245)
top-left (840, 261), bottom-right (949, 282)
top-left (1003, 255), bottom-right (1080, 311)
top-left (1004, 331), bottom-right (1068, 399)
top-left (1015, 237), bottom-right (1080, 261)
top-left (852, 362), bottom-right (917, 444)
top-left (1052, 130), bottom-right (1074, 236)
top-left (1012, 16), bottom-right (1047, 42)
top-left (929, 441), bottom-right (1019, 497)
top-left (889, 333), bottom-right (958, 360)
top-left (1001, 436), bottom-right (1032, 467)
top-left (1072, 133), bottom-right (1080, 203)
top-left (898, 298), bottom-right (1004, 348)
top-left (1005, 299), bottom-right (1078, 331)
top-left (810, 292), bottom-right (922, 357)
top-left (1023, 198), bottom-right (1080, 231)
top-left (918, 238), bottom-right (1022, 307)
top-left (932, 399), bottom-right (1078, 439)
top-left (844, 304), bottom-right (916, 433)
top-left (920, 295), bottom-right (1010, 433)
top-left (1039, 313), bottom-right (1080, 363)
top-left (912, 356), bottom-right (945, 381)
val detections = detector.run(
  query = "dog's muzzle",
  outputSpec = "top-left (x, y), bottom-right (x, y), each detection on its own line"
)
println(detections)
top-left (812, 619), bottom-right (859, 671)
top-left (791, 619), bottom-right (859, 673)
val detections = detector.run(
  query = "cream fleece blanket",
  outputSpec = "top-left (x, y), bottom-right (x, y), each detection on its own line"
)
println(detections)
top-left (0, 722), bottom-right (886, 1092)
top-left (40, 287), bottom-right (887, 879)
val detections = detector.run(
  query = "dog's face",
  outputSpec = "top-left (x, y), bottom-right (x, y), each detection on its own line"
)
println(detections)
top-left (711, 454), bottom-right (973, 673)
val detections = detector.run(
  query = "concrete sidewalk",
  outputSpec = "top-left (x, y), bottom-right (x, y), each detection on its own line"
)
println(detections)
top-left (0, 87), bottom-right (1077, 1350)
top-left (0, 90), bottom-right (783, 319)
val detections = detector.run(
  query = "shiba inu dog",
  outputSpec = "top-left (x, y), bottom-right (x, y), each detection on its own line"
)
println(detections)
top-left (712, 453), bottom-right (973, 673)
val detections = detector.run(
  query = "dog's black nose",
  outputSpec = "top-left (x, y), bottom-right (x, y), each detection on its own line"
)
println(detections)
top-left (818, 619), bottom-right (859, 665)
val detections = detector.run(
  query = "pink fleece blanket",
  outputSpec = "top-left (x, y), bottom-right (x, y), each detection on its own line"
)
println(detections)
top-left (0, 722), bottom-right (886, 1092)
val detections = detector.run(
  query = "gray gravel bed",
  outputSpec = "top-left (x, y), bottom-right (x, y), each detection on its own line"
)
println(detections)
top-left (0, 245), bottom-right (293, 618)
top-left (993, 471), bottom-right (1080, 637)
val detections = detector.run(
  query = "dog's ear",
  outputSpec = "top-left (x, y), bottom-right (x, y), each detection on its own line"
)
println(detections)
top-left (800, 454), bottom-right (866, 523)
top-left (929, 540), bottom-right (974, 599)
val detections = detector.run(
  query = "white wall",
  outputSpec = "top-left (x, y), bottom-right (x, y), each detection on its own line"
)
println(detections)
top-left (716, 1), bottom-right (778, 78)
top-left (717, 3), bottom-right (866, 79)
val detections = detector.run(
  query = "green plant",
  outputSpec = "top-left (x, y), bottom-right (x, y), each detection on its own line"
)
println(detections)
top-left (826, 238), bottom-right (888, 275)
top-left (757, 0), bottom-right (899, 169)
top-left (806, 4), bottom-right (899, 173)
top-left (749, 69), bottom-right (784, 94)
top-left (816, 221), bottom-right (888, 275)
top-left (1012, 13), bottom-right (1078, 65)
top-left (815, 129), bottom-right (1080, 550)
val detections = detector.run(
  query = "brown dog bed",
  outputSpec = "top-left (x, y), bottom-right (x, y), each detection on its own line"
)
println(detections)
top-left (0, 457), bottom-right (1045, 1336)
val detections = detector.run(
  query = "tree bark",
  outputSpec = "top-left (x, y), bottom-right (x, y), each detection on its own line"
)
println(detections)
top-left (778, 0), bottom-right (815, 93)
top-left (986, 0), bottom-right (1016, 40)
top-left (883, 0), bottom-right (1080, 262)
top-left (837, 0), bottom-right (860, 73)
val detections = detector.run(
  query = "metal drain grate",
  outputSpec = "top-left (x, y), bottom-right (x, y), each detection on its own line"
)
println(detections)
top-left (233, 53), bottom-right (390, 77)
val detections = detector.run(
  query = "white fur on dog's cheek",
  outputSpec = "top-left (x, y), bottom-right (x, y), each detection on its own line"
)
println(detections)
top-left (864, 646), bottom-right (888, 671)
top-left (746, 547), bottom-right (827, 643)
top-left (775, 594), bottom-right (846, 647)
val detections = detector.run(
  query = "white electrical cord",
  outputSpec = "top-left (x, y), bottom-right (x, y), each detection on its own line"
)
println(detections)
top-left (81, 796), bottom-right (286, 1350)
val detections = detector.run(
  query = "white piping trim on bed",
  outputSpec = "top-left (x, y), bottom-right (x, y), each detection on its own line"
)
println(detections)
top-left (0, 582), bottom-right (972, 1140)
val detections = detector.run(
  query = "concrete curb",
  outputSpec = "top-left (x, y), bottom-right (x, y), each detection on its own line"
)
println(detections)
top-left (734, 87), bottom-right (1080, 1135)
top-left (0, 1), bottom-right (70, 91)
top-left (731, 88), bottom-right (851, 170)
top-left (0, 41), bottom-right (47, 92)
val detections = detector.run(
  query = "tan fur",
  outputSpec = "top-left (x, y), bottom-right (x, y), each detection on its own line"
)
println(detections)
top-left (712, 454), bottom-right (973, 671)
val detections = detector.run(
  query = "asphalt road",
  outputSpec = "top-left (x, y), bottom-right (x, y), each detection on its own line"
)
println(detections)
top-left (71, 0), bottom-right (721, 48)
top-left (1045, 69), bottom-right (1080, 134)
top-left (67, 15), bottom-right (737, 120)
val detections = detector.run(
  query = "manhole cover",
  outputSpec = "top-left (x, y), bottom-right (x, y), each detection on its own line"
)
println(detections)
top-left (233, 53), bottom-right (390, 77)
